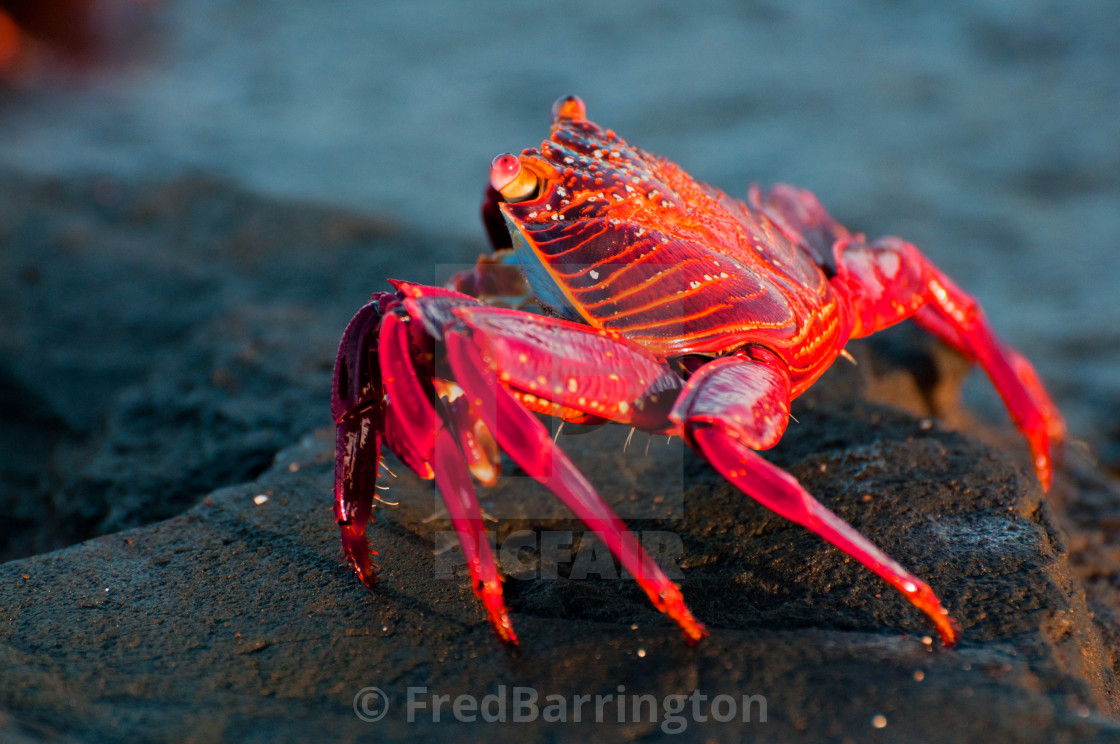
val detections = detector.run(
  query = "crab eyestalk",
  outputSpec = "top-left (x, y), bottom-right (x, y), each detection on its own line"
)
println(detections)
top-left (551, 94), bottom-right (587, 123)
top-left (490, 153), bottom-right (539, 203)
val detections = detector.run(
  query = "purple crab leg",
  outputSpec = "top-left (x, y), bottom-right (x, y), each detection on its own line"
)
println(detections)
top-left (331, 300), bottom-right (388, 586)
top-left (444, 325), bottom-right (707, 643)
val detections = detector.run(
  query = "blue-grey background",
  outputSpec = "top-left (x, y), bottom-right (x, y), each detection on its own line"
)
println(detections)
top-left (2, 0), bottom-right (1117, 451)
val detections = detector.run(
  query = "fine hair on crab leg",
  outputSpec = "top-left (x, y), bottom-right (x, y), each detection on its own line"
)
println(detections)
top-left (444, 327), bottom-right (707, 643)
top-left (671, 352), bottom-right (958, 645)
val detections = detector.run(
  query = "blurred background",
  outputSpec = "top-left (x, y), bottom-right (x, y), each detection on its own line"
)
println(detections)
top-left (1, 0), bottom-right (1118, 556)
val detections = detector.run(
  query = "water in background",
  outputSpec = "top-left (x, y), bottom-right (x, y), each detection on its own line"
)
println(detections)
top-left (1, 0), bottom-right (1117, 454)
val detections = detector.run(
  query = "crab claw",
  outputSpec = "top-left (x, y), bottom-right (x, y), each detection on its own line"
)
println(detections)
top-left (331, 300), bottom-right (391, 587)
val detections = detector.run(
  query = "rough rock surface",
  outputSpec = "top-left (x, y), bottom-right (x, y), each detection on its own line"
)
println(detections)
top-left (2, 173), bottom-right (1120, 742)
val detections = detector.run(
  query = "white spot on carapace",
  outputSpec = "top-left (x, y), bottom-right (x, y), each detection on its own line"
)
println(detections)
top-left (253, 494), bottom-right (269, 505)
top-left (880, 251), bottom-right (901, 278)
top-left (589, 269), bottom-right (600, 279)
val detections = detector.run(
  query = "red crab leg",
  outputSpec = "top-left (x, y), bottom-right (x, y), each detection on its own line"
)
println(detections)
top-left (451, 305), bottom-right (683, 430)
top-left (379, 312), bottom-right (439, 471)
top-left (832, 234), bottom-right (1064, 490)
top-left (758, 184), bottom-right (1063, 489)
top-left (444, 325), bottom-right (707, 643)
top-left (432, 426), bottom-right (516, 643)
top-left (377, 311), bottom-right (515, 640)
top-left (672, 351), bottom-right (959, 646)
top-left (909, 286), bottom-right (1064, 491)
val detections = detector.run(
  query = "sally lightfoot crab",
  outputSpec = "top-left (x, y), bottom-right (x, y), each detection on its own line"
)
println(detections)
top-left (331, 96), bottom-right (1064, 646)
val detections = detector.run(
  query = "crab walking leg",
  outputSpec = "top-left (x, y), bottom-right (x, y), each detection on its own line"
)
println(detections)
top-left (432, 427), bottom-right (517, 643)
top-left (379, 313), bottom-right (439, 469)
top-left (756, 184), bottom-right (1063, 489)
top-left (444, 327), bottom-right (708, 643)
top-left (378, 312), bottom-right (512, 640)
top-left (331, 301), bottom-right (388, 585)
top-left (673, 352), bottom-right (959, 646)
top-left (909, 289), bottom-right (1064, 490)
top-left (690, 427), bottom-right (959, 646)
top-left (834, 235), bottom-right (1065, 490)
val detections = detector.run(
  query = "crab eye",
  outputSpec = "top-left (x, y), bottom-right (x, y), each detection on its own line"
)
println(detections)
top-left (490, 153), bottom-right (540, 203)
top-left (551, 95), bottom-right (587, 123)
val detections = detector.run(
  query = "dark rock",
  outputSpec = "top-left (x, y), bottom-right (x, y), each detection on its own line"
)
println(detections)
top-left (0, 171), bottom-right (447, 559)
top-left (2, 396), bottom-right (1118, 742)
top-left (2, 171), bottom-right (1120, 742)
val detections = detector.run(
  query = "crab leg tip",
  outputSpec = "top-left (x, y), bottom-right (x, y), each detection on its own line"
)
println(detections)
top-left (902, 579), bottom-right (960, 646)
top-left (655, 584), bottom-right (707, 644)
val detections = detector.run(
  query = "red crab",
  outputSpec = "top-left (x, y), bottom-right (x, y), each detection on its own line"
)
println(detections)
top-left (331, 96), bottom-right (1064, 646)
